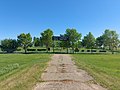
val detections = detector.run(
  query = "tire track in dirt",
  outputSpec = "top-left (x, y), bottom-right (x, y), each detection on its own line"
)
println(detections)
top-left (34, 54), bottom-right (107, 90)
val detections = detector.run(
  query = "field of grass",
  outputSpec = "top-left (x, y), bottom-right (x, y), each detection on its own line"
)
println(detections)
top-left (72, 54), bottom-right (120, 90)
top-left (0, 54), bottom-right (51, 90)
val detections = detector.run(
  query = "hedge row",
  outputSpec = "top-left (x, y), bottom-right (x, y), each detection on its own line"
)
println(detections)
top-left (37, 49), bottom-right (46, 51)
top-left (16, 49), bottom-right (47, 51)
top-left (75, 49), bottom-right (106, 52)
top-left (16, 48), bottom-right (107, 52)
top-left (27, 49), bottom-right (47, 51)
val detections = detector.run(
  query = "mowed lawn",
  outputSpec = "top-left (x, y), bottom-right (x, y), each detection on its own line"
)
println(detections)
top-left (72, 54), bottom-right (120, 90)
top-left (0, 54), bottom-right (51, 90)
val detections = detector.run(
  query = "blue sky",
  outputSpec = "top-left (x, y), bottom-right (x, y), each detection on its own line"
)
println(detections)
top-left (0, 0), bottom-right (120, 39)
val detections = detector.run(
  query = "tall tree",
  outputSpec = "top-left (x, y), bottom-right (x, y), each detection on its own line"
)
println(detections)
top-left (82, 32), bottom-right (95, 49)
top-left (102, 29), bottom-right (119, 54)
top-left (33, 37), bottom-right (41, 47)
top-left (60, 40), bottom-right (70, 53)
top-left (17, 33), bottom-right (32, 54)
top-left (65, 28), bottom-right (82, 53)
top-left (75, 41), bottom-right (82, 48)
top-left (41, 29), bottom-right (53, 52)
top-left (102, 29), bottom-right (111, 49)
top-left (96, 36), bottom-right (104, 49)
top-left (1, 39), bottom-right (18, 53)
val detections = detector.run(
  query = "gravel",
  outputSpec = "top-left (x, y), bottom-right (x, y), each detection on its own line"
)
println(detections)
top-left (34, 54), bottom-right (107, 90)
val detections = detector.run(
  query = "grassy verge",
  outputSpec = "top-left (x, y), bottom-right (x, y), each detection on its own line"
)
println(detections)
top-left (0, 54), bottom-right (51, 90)
top-left (72, 54), bottom-right (120, 90)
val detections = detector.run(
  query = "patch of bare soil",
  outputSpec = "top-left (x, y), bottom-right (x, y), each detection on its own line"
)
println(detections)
top-left (34, 54), bottom-right (107, 90)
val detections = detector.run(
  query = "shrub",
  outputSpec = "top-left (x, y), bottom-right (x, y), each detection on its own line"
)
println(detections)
top-left (37, 49), bottom-right (46, 51)
top-left (27, 49), bottom-right (36, 51)
top-left (75, 48), bottom-right (79, 52)
top-left (87, 50), bottom-right (91, 52)
top-left (99, 50), bottom-right (106, 52)
top-left (16, 49), bottom-right (22, 51)
top-left (81, 50), bottom-right (84, 52)
top-left (48, 48), bottom-right (50, 51)
top-left (91, 50), bottom-right (97, 52)
top-left (1, 39), bottom-right (18, 53)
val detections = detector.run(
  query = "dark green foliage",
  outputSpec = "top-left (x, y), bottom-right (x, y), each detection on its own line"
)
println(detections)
top-left (82, 32), bottom-right (95, 49)
top-left (75, 48), bottom-right (79, 52)
top-left (27, 49), bottom-right (36, 51)
top-left (33, 37), bottom-right (41, 47)
top-left (75, 41), bottom-right (82, 48)
top-left (99, 50), bottom-right (106, 52)
top-left (41, 29), bottom-right (53, 52)
top-left (0, 28), bottom-right (119, 54)
top-left (16, 49), bottom-right (22, 51)
top-left (96, 36), bottom-right (104, 48)
top-left (81, 50), bottom-right (84, 52)
top-left (48, 48), bottom-right (50, 51)
top-left (91, 50), bottom-right (97, 52)
top-left (65, 28), bottom-right (82, 53)
top-left (87, 50), bottom-right (91, 52)
top-left (60, 40), bottom-right (70, 48)
top-left (1, 39), bottom-right (18, 53)
top-left (37, 49), bottom-right (46, 51)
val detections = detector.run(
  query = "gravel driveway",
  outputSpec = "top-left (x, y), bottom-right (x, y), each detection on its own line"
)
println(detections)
top-left (34, 54), bottom-right (107, 90)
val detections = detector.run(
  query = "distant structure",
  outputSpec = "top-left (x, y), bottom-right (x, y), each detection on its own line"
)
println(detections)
top-left (52, 35), bottom-right (69, 41)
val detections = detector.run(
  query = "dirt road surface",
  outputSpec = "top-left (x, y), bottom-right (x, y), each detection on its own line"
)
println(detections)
top-left (34, 54), bottom-right (107, 90)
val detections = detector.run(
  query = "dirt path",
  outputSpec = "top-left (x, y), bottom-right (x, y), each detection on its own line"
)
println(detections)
top-left (34, 54), bottom-right (107, 90)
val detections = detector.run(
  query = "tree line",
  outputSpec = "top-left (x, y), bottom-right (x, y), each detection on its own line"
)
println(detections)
top-left (0, 28), bottom-right (120, 54)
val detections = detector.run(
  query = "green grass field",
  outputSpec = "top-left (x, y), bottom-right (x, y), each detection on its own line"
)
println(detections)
top-left (0, 54), bottom-right (51, 90)
top-left (72, 54), bottom-right (120, 90)
top-left (0, 53), bottom-right (120, 90)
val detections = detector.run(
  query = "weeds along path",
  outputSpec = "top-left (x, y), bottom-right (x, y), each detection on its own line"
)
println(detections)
top-left (34, 54), bottom-right (107, 90)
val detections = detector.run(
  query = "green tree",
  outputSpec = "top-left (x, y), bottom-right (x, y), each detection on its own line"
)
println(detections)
top-left (41, 29), bottom-right (53, 52)
top-left (82, 32), bottom-right (95, 49)
top-left (33, 37), bottom-right (41, 47)
top-left (75, 41), bottom-right (82, 48)
top-left (17, 33), bottom-right (32, 54)
top-left (1, 39), bottom-right (18, 53)
top-left (65, 28), bottom-right (82, 53)
top-left (39, 37), bottom-right (44, 47)
top-left (102, 29), bottom-right (111, 49)
top-left (96, 36), bottom-right (104, 49)
top-left (102, 29), bottom-right (119, 54)
top-left (60, 40), bottom-right (70, 53)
